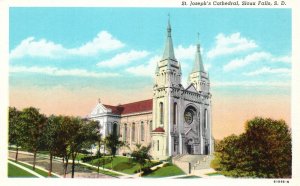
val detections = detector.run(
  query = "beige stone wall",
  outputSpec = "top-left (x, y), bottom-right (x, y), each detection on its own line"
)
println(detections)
top-left (118, 112), bottom-right (153, 154)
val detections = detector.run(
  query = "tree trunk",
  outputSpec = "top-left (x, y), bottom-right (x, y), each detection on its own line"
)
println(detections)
top-left (71, 155), bottom-right (75, 178)
top-left (15, 147), bottom-right (19, 162)
top-left (48, 153), bottom-right (53, 177)
top-left (97, 160), bottom-right (100, 175)
top-left (64, 156), bottom-right (69, 178)
top-left (33, 150), bottom-right (37, 170)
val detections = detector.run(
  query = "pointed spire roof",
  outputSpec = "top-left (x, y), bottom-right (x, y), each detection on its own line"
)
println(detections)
top-left (192, 33), bottom-right (205, 73)
top-left (162, 15), bottom-right (176, 61)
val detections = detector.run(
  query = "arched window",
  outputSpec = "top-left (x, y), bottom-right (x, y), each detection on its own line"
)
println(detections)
top-left (157, 140), bottom-right (159, 151)
top-left (113, 123), bottom-right (118, 137)
top-left (123, 124), bottom-right (127, 142)
top-left (141, 121), bottom-right (144, 141)
top-left (173, 102), bottom-right (177, 125)
top-left (204, 109), bottom-right (208, 129)
top-left (160, 102), bottom-right (164, 124)
top-left (132, 123), bottom-right (135, 141)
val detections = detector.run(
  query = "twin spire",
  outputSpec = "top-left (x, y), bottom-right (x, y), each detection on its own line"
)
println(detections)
top-left (162, 15), bottom-right (176, 61)
top-left (161, 15), bottom-right (205, 73)
top-left (192, 33), bottom-right (205, 73)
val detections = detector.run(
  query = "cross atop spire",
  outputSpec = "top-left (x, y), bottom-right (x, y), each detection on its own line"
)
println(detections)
top-left (197, 32), bottom-right (201, 52)
top-left (162, 15), bottom-right (176, 61)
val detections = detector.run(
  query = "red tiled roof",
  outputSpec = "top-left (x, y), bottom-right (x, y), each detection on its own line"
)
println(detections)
top-left (103, 104), bottom-right (122, 115)
top-left (104, 99), bottom-right (152, 115)
top-left (153, 127), bottom-right (165, 133)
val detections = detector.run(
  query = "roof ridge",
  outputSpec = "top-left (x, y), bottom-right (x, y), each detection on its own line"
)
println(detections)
top-left (119, 98), bottom-right (152, 106)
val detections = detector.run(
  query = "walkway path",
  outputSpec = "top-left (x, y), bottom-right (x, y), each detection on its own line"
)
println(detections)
top-left (8, 160), bottom-right (44, 178)
top-left (9, 151), bottom-right (116, 178)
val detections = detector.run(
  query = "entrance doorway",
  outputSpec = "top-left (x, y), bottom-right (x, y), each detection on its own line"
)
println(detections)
top-left (187, 145), bottom-right (193, 154)
top-left (186, 138), bottom-right (193, 154)
top-left (204, 145), bottom-right (209, 155)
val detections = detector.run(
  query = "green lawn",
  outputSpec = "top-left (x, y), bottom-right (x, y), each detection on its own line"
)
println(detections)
top-left (82, 164), bottom-right (121, 177)
top-left (76, 153), bottom-right (89, 161)
top-left (12, 160), bottom-right (57, 177)
top-left (8, 163), bottom-right (37, 178)
top-left (88, 156), bottom-right (160, 175)
top-left (89, 156), bottom-right (140, 174)
top-left (143, 164), bottom-right (185, 178)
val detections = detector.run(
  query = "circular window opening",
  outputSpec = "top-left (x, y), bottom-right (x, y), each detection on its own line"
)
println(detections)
top-left (184, 106), bottom-right (196, 124)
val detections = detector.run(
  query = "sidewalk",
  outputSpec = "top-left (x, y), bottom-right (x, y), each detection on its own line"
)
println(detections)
top-left (9, 151), bottom-right (117, 178)
top-left (192, 168), bottom-right (226, 178)
top-left (8, 159), bottom-right (44, 178)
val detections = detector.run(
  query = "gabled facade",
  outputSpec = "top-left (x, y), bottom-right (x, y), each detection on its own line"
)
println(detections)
top-left (88, 19), bottom-right (213, 160)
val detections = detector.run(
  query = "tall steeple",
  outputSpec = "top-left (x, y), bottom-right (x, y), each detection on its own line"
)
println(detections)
top-left (188, 33), bottom-right (210, 92)
top-left (192, 33), bottom-right (205, 73)
top-left (162, 15), bottom-right (176, 61)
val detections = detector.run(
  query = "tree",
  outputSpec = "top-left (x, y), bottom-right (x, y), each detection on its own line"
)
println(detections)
top-left (20, 107), bottom-right (47, 170)
top-left (57, 116), bottom-right (79, 178)
top-left (42, 115), bottom-right (63, 177)
top-left (213, 117), bottom-right (291, 178)
top-left (67, 117), bottom-right (99, 178)
top-left (8, 107), bottom-right (23, 161)
top-left (104, 134), bottom-right (124, 169)
top-left (131, 144), bottom-right (152, 173)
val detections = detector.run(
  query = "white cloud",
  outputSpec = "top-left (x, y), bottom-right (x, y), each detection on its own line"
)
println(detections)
top-left (68, 31), bottom-right (125, 56)
top-left (224, 52), bottom-right (271, 72)
top-left (212, 81), bottom-right (290, 88)
top-left (97, 50), bottom-right (150, 68)
top-left (224, 52), bottom-right (291, 72)
top-left (207, 32), bottom-right (258, 58)
top-left (10, 37), bottom-right (66, 59)
top-left (204, 64), bottom-right (212, 71)
top-left (126, 56), bottom-right (160, 77)
top-left (10, 31), bottom-right (124, 59)
top-left (271, 56), bottom-right (291, 64)
top-left (10, 65), bottom-right (119, 78)
top-left (244, 67), bottom-right (291, 76)
top-left (175, 45), bottom-right (196, 61)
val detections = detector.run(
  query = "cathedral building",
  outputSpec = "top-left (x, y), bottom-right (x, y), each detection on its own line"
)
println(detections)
top-left (88, 19), bottom-right (213, 160)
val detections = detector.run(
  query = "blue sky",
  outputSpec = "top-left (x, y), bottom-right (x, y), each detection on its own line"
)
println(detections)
top-left (9, 8), bottom-right (292, 138)
top-left (9, 8), bottom-right (291, 96)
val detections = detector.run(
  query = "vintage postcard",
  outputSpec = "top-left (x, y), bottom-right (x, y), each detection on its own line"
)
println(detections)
top-left (1, 0), bottom-right (299, 186)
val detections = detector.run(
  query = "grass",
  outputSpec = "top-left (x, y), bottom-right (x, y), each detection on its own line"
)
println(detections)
top-left (89, 156), bottom-right (140, 174)
top-left (143, 164), bottom-right (185, 178)
top-left (12, 160), bottom-right (57, 177)
top-left (83, 164), bottom-right (121, 177)
top-left (76, 153), bottom-right (89, 161)
top-left (8, 163), bottom-right (37, 178)
top-left (88, 156), bottom-right (161, 175)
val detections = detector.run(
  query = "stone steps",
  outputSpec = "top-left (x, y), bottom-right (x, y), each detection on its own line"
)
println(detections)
top-left (172, 154), bottom-right (213, 174)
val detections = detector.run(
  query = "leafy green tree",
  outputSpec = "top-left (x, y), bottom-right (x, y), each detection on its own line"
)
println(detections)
top-left (57, 116), bottom-right (78, 178)
top-left (131, 144), bottom-right (152, 173)
top-left (104, 134), bottom-right (124, 169)
top-left (67, 117), bottom-right (99, 178)
top-left (8, 107), bottom-right (23, 161)
top-left (20, 107), bottom-right (47, 170)
top-left (42, 115), bottom-right (63, 176)
top-left (213, 117), bottom-right (291, 178)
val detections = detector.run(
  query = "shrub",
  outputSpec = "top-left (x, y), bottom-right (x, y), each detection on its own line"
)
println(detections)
top-left (81, 156), bottom-right (98, 162)
top-left (141, 167), bottom-right (153, 175)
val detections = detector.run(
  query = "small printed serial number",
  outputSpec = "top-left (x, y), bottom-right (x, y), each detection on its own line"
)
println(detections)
top-left (274, 180), bottom-right (289, 184)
